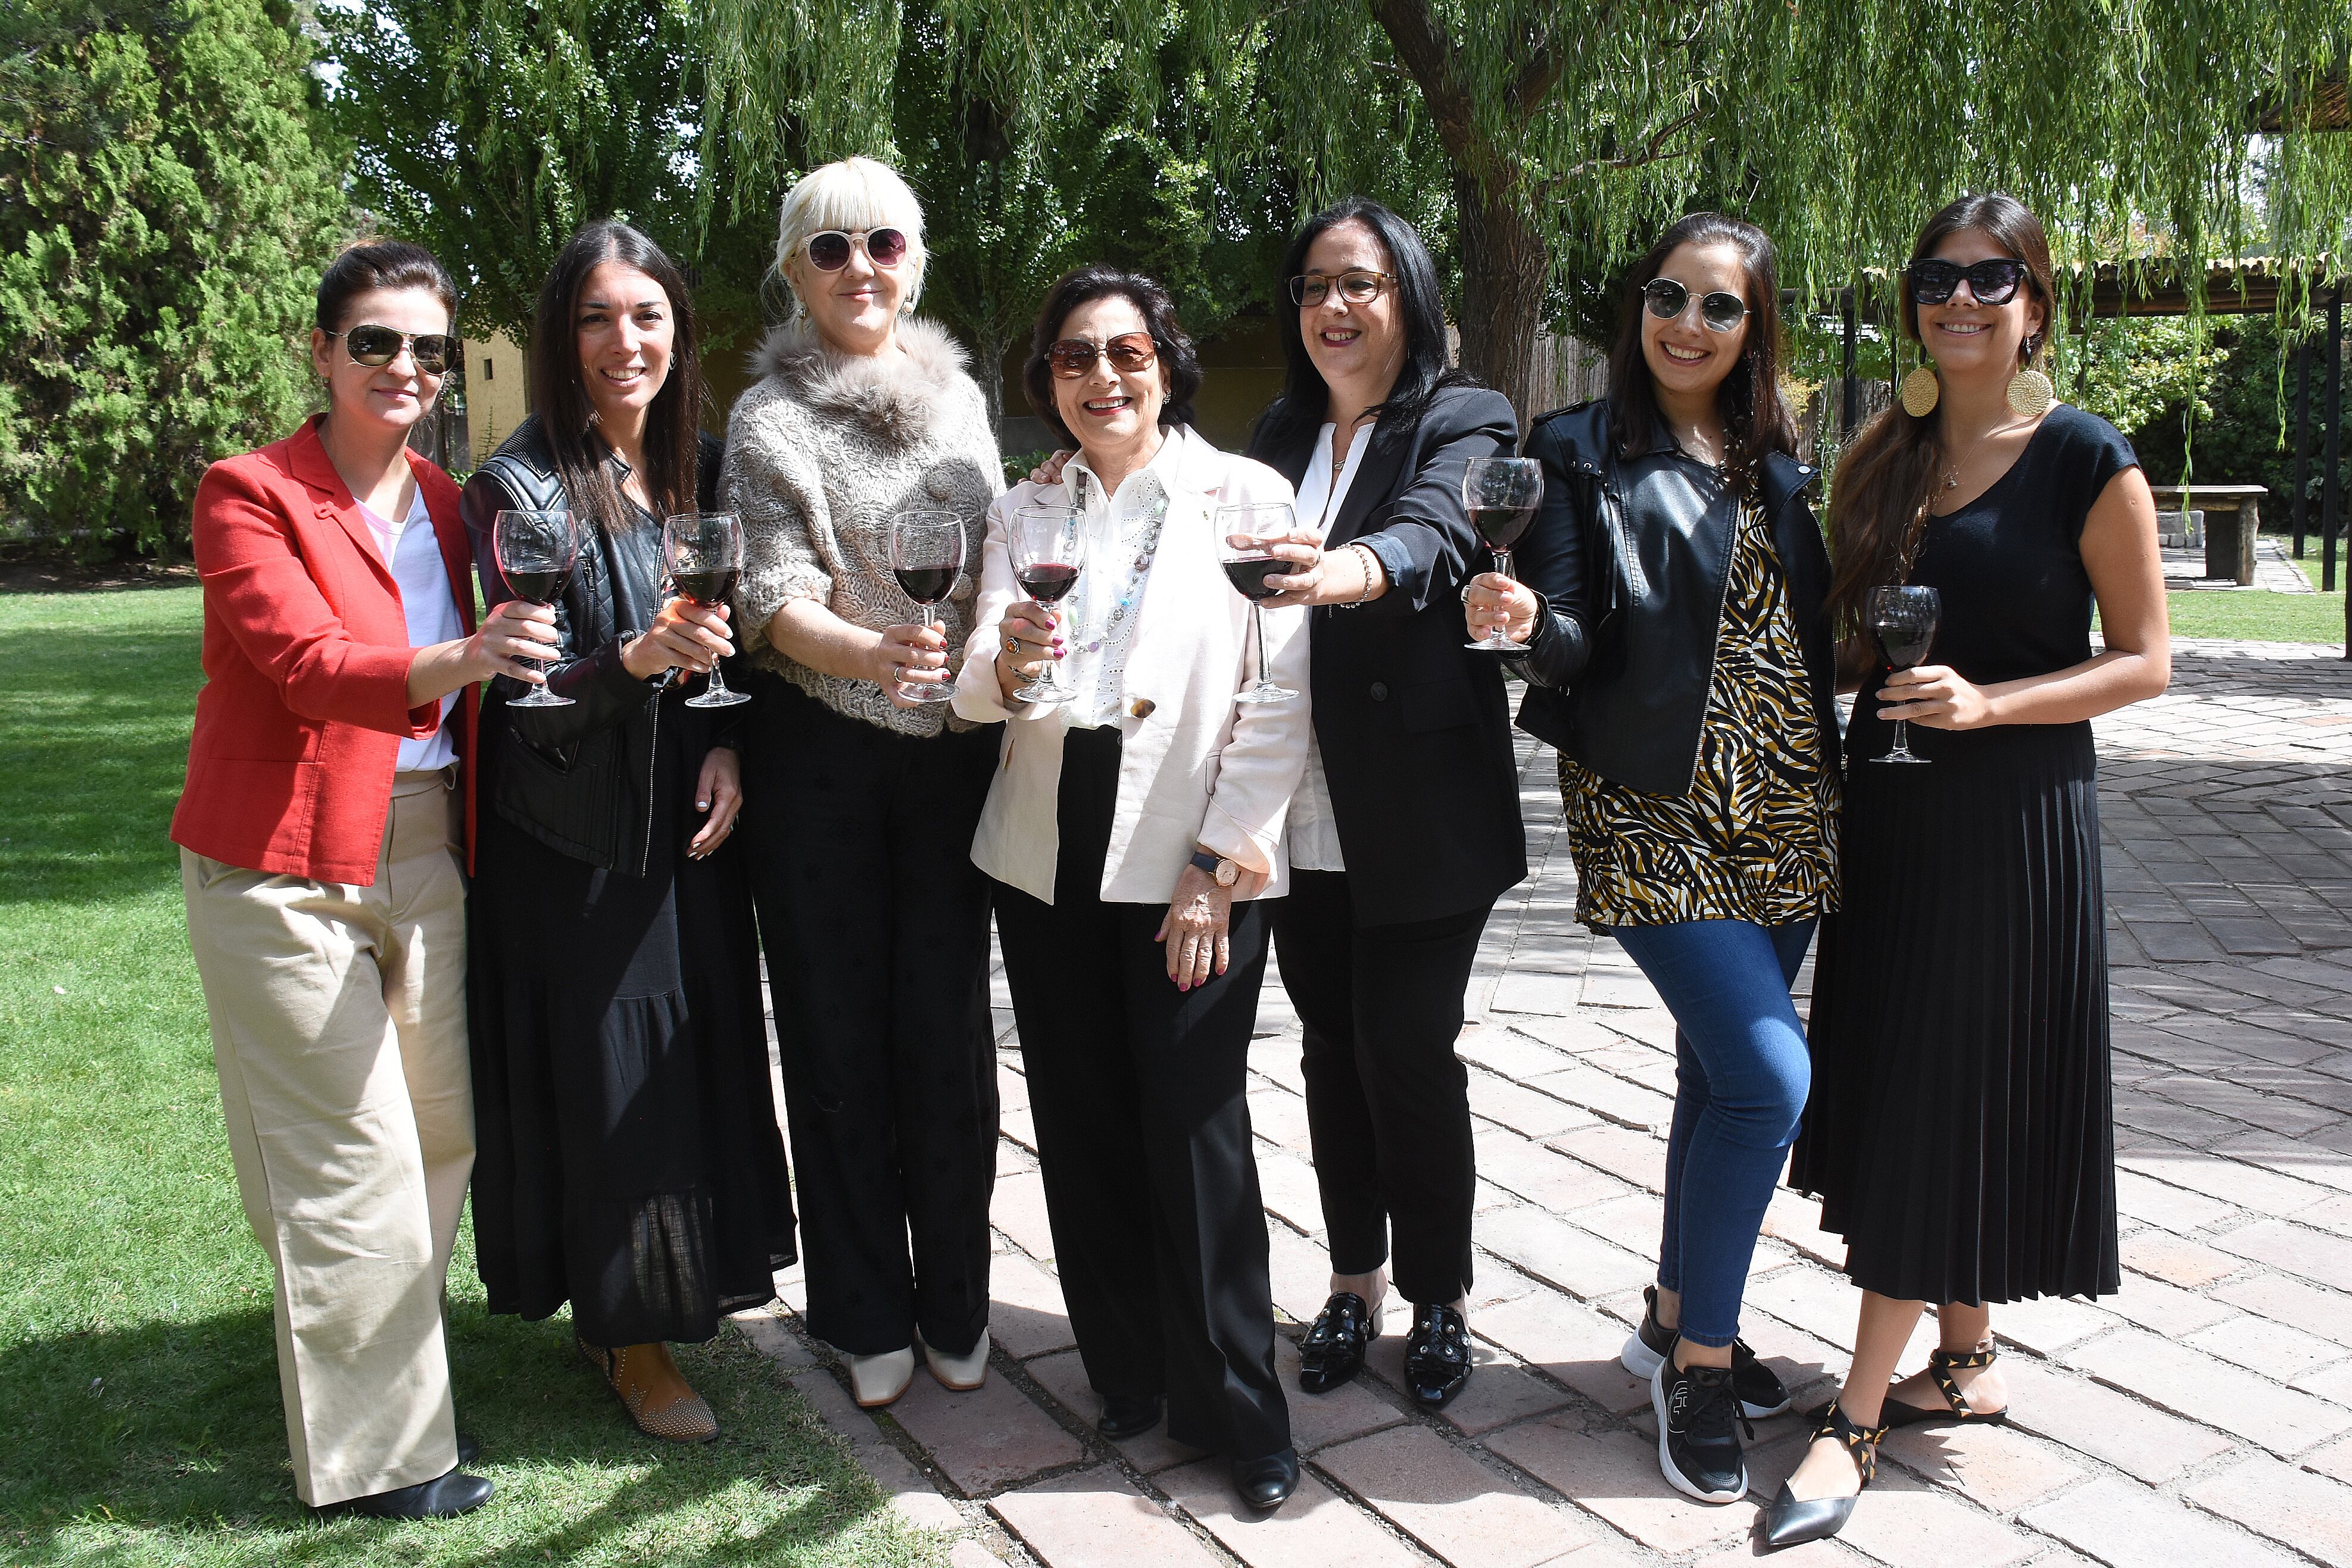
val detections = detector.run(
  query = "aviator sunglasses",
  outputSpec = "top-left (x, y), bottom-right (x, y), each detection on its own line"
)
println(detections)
top-left (1047, 332), bottom-right (1159, 378)
top-left (804, 227), bottom-right (910, 271)
top-left (1907, 257), bottom-right (2029, 306)
top-left (1641, 277), bottom-right (1749, 333)
top-left (326, 325), bottom-right (459, 376)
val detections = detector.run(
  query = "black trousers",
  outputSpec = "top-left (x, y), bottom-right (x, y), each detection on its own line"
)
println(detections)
top-left (993, 726), bottom-right (1290, 1461)
top-left (1272, 869), bottom-right (1490, 1306)
top-left (742, 675), bottom-right (1000, 1357)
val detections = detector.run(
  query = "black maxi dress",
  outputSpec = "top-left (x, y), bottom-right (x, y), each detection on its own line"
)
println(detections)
top-left (467, 451), bottom-right (796, 1348)
top-left (1792, 404), bottom-right (2135, 1307)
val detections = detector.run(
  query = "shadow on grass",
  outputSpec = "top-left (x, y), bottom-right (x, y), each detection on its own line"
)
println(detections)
top-left (0, 1303), bottom-right (928, 1567)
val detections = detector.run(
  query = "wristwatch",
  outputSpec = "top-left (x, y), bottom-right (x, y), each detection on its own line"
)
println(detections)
top-left (1189, 848), bottom-right (1241, 888)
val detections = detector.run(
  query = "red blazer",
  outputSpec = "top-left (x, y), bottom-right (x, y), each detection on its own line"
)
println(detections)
top-left (171, 416), bottom-right (479, 885)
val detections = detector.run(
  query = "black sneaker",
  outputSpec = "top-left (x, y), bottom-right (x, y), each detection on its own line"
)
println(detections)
top-left (1618, 1284), bottom-right (1790, 1418)
top-left (1652, 1354), bottom-right (1752, 1504)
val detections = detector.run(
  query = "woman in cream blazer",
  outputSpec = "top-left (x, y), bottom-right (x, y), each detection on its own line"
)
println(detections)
top-left (953, 265), bottom-right (1309, 1512)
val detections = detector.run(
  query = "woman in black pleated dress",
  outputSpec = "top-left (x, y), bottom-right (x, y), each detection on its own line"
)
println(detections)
top-left (1765, 193), bottom-right (2168, 1549)
top-left (464, 222), bottom-right (796, 1445)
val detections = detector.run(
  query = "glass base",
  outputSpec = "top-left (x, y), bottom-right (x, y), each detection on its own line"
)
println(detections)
top-left (508, 689), bottom-right (574, 708)
top-left (1015, 679), bottom-right (1076, 705)
top-left (1869, 750), bottom-right (1930, 764)
top-left (1462, 638), bottom-right (1519, 652)
top-left (1234, 683), bottom-right (1299, 705)
top-left (898, 683), bottom-right (957, 705)
top-left (686, 688), bottom-right (753, 708)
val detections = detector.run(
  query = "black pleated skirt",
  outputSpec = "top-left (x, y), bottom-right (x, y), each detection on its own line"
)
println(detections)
top-left (1790, 720), bottom-right (2119, 1306)
top-left (469, 704), bottom-right (797, 1346)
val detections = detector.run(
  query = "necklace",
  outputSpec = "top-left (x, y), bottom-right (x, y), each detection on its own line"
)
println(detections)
top-left (1069, 468), bottom-right (1169, 655)
top-left (1940, 414), bottom-right (2033, 492)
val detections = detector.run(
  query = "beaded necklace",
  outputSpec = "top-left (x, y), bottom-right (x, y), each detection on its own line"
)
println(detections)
top-left (1068, 466), bottom-right (1171, 657)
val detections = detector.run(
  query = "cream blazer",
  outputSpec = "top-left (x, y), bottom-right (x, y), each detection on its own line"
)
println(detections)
top-left (954, 425), bottom-right (1311, 906)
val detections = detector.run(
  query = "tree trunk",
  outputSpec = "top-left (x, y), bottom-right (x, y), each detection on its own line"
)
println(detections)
top-left (974, 326), bottom-right (1009, 442)
top-left (1452, 171), bottom-right (1549, 441)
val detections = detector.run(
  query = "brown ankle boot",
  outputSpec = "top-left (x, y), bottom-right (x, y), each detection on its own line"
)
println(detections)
top-left (578, 1337), bottom-right (719, 1442)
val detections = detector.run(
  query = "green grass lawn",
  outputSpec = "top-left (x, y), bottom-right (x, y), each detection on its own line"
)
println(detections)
top-left (2147, 544), bottom-right (2348, 645)
top-left (0, 586), bottom-right (941, 1567)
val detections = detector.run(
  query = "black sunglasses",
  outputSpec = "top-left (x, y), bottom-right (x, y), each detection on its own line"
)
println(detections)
top-left (1907, 257), bottom-right (2029, 306)
top-left (1642, 277), bottom-right (1749, 333)
top-left (1047, 332), bottom-right (1158, 378)
top-left (329, 325), bottom-right (458, 376)
top-left (804, 227), bottom-right (909, 272)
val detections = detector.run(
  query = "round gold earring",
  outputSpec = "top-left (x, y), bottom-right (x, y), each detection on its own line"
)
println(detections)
top-left (2007, 365), bottom-right (2055, 418)
top-left (1899, 365), bottom-right (1941, 418)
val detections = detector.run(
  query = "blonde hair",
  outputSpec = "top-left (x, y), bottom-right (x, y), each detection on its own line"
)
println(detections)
top-left (774, 156), bottom-right (928, 315)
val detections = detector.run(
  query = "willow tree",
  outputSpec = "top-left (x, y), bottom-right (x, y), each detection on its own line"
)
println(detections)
top-left (699, 2), bottom-right (2352, 428)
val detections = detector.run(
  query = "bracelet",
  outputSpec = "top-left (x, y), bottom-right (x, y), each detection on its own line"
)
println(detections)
top-left (1338, 542), bottom-right (1381, 608)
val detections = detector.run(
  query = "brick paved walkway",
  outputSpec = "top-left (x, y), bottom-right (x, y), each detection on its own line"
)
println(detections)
top-left (738, 635), bottom-right (2352, 1568)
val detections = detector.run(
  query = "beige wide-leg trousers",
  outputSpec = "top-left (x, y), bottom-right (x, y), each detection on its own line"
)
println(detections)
top-left (181, 772), bottom-right (473, 1507)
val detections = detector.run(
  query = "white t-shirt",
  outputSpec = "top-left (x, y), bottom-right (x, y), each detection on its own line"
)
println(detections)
top-left (358, 488), bottom-right (463, 773)
top-left (1285, 423), bottom-right (1371, 873)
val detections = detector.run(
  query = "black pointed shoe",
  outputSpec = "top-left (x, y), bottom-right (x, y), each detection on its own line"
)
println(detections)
top-left (343, 1467), bottom-right (494, 1520)
top-left (1617, 1285), bottom-right (1790, 1419)
top-left (1299, 1291), bottom-right (1380, 1394)
top-left (1880, 1342), bottom-right (2010, 1429)
top-left (1233, 1447), bottom-right (1300, 1510)
top-left (1652, 1354), bottom-right (1752, 1504)
top-left (1098, 1393), bottom-right (1162, 1441)
top-left (1761, 1400), bottom-right (1886, 1550)
top-left (1402, 1302), bottom-right (1472, 1408)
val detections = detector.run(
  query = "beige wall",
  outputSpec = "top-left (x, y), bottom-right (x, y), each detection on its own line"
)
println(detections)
top-left (463, 329), bottom-right (530, 468)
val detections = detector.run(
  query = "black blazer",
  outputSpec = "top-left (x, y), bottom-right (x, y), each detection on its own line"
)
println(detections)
top-left (1248, 382), bottom-right (1527, 926)
top-left (1510, 398), bottom-right (1835, 795)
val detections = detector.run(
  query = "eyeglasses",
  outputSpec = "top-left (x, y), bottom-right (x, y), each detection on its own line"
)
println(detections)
top-left (1047, 332), bottom-right (1159, 378)
top-left (1907, 257), bottom-right (2029, 306)
top-left (1290, 270), bottom-right (1396, 308)
top-left (327, 326), bottom-right (458, 375)
top-left (1641, 278), bottom-right (1749, 333)
top-left (804, 227), bottom-right (909, 272)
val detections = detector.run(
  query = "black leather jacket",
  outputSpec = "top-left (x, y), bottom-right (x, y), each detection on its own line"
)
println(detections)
top-left (1510, 399), bottom-right (1835, 796)
top-left (460, 416), bottom-right (729, 873)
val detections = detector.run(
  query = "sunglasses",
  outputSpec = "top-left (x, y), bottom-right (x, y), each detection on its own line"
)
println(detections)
top-left (804, 227), bottom-right (909, 272)
top-left (328, 325), bottom-right (458, 376)
top-left (1642, 278), bottom-right (1749, 333)
top-left (1047, 332), bottom-right (1159, 379)
top-left (1290, 270), bottom-right (1397, 308)
top-left (1907, 257), bottom-right (2029, 306)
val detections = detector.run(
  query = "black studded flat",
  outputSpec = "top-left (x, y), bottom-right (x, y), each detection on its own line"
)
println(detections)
top-left (1299, 1291), bottom-right (1380, 1394)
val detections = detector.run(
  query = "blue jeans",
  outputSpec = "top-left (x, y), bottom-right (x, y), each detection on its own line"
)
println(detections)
top-left (1611, 919), bottom-right (1815, 1350)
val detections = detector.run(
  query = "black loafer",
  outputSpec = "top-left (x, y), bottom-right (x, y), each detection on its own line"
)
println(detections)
top-left (1299, 1291), bottom-right (1380, 1394)
top-left (1098, 1394), bottom-right (1162, 1441)
top-left (1233, 1447), bottom-right (1299, 1510)
top-left (1402, 1302), bottom-right (1472, 1408)
top-left (456, 1432), bottom-right (481, 1466)
top-left (343, 1467), bottom-right (494, 1519)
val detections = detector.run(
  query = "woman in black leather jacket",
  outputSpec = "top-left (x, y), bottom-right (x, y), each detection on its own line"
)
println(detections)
top-left (461, 221), bottom-right (795, 1445)
top-left (1468, 212), bottom-right (1836, 1508)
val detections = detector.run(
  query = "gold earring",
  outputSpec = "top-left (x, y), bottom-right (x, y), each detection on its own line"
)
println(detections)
top-left (2006, 364), bottom-right (2054, 418)
top-left (1899, 365), bottom-right (1941, 418)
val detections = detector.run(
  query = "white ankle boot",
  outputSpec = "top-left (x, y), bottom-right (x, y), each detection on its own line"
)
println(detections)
top-left (847, 1346), bottom-right (916, 1407)
top-left (918, 1329), bottom-right (990, 1392)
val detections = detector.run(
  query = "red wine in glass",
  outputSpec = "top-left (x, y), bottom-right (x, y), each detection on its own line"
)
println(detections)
top-left (1865, 584), bottom-right (1940, 764)
top-left (1215, 501), bottom-right (1301, 704)
top-left (1222, 558), bottom-right (1286, 601)
top-left (1007, 506), bottom-right (1083, 705)
top-left (661, 511), bottom-right (751, 708)
top-left (491, 508), bottom-right (581, 707)
top-left (889, 510), bottom-right (965, 705)
top-left (1462, 457), bottom-right (1543, 651)
top-left (1015, 563), bottom-right (1080, 602)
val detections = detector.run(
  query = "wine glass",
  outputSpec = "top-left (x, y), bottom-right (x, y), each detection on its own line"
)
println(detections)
top-left (1866, 585), bottom-right (1941, 764)
top-left (492, 508), bottom-right (581, 708)
top-left (890, 509), bottom-right (965, 705)
top-left (1462, 456), bottom-right (1543, 651)
top-left (661, 511), bottom-right (751, 709)
top-left (1008, 504), bottom-right (1082, 705)
top-left (1215, 500), bottom-right (1301, 705)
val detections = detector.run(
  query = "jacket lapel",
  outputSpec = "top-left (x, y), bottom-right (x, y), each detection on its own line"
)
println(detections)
top-left (1324, 429), bottom-right (1408, 549)
top-left (289, 417), bottom-right (399, 591)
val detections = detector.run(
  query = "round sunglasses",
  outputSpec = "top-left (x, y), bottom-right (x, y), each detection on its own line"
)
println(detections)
top-left (327, 325), bottom-right (458, 376)
top-left (1907, 257), bottom-right (2029, 306)
top-left (803, 227), bottom-right (909, 272)
top-left (1046, 332), bottom-right (1158, 379)
top-left (1642, 277), bottom-right (1749, 333)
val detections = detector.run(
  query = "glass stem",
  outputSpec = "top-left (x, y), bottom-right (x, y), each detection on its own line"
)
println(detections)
top-left (1490, 549), bottom-right (1514, 644)
top-left (1252, 602), bottom-right (1271, 689)
top-left (1893, 717), bottom-right (1911, 755)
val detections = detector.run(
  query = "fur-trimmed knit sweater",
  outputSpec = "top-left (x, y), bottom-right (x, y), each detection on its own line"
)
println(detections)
top-left (720, 316), bottom-right (1003, 735)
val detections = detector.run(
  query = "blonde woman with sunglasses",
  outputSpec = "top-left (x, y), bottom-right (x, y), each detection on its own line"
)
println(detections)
top-left (719, 155), bottom-right (1008, 1408)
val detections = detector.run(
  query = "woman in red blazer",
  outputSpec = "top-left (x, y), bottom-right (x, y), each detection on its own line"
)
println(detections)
top-left (173, 240), bottom-right (551, 1521)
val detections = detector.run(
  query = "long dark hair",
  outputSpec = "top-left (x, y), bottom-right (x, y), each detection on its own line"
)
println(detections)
top-left (528, 220), bottom-right (704, 535)
top-left (1255, 197), bottom-right (1472, 459)
top-left (1021, 265), bottom-right (1202, 447)
top-left (1822, 192), bottom-right (2056, 637)
top-left (1605, 211), bottom-right (1796, 498)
